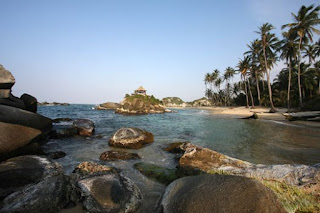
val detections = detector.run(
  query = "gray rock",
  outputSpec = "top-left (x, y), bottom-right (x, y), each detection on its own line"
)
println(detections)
top-left (0, 155), bottom-right (66, 213)
top-left (160, 174), bottom-right (286, 213)
top-left (0, 94), bottom-right (26, 110)
top-left (73, 119), bottom-right (95, 137)
top-left (109, 127), bottom-right (154, 149)
top-left (0, 105), bottom-right (52, 133)
top-left (100, 150), bottom-right (141, 161)
top-left (0, 90), bottom-right (10, 99)
top-left (0, 65), bottom-right (15, 89)
top-left (20, 93), bottom-right (37, 113)
top-left (0, 122), bottom-right (41, 154)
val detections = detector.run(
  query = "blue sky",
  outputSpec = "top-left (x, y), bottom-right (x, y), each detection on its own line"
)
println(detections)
top-left (0, 0), bottom-right (319, 104)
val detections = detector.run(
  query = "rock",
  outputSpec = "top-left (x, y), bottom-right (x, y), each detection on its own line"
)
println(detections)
top-left (0, 105), bottom-right (52, 133)
top-left (38, 102), bottom-right (70, 106)
top-left (109, 127), bottom-right (154, 149)
top-left (47, 151), bottom-right (66, 159)
top-left (50, 125), bottom-right (77, 139)
top-left (240, 112), bottom-right (258, 119)
top-left (160, 174), bottom-right (286, 213)
top-left (73, 119), bottom-right (95, 136)
top-left (283, 111), bottom-right (320, 121)
top-left (0, 64), bottom-right (15, 90)
top-left (70, 162), bottom-right (142, 213)
top-left (0, 155), bottom-right (66, 213)
top-left (0, 94), bottom-right (26, 109)
top-left (0, 89), bottom-right (10, 99)
top-left (95, 102), bottom-right (121, 110)
top-left (77, 173), bottom-right (142, 213)
top-left (178, 143), bottom-right (320, 190)
top-left (134, 162), bottom-right (178, 185)
top-left (20, 93), bottom-right (37, 113)
top-left (0, 122), bottom-right (41, 154)
top-left (191, 97), bottom-right (211, 107)
top-left (164, 142), bottom-right (190, 153)
top-left (162, 97), bottom-right (185, 107)
top-left (100, 150), bottom-right (141, 161)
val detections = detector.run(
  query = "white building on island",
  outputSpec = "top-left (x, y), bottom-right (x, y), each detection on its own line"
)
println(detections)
top-left (134, 86), bottom-right (147, 96)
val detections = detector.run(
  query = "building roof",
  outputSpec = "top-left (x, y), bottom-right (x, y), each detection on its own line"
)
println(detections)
top-left (135, 86), bottom-right (146, 91)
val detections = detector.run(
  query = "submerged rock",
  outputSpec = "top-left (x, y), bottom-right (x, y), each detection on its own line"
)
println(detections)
top-left (52, 118), bottom-right (73, 123)
top-left (73, 119), bottom-right (95, 137)
top-left (160, 174), bottom-right (286, 213)
top-left (0, 155), bottom-right (66, 213)
top-left (100, 150), bottom-right (141, 161)
top-left (109, 127), bottom-right (154, 149)
top-left (47, 151), bottom-right (66, 160)
top-left (134, 162), bottom-right (178, 185)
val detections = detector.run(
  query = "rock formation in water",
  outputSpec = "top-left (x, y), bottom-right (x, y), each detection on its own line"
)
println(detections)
top-left (109, 127), bottom-right (154, 149)
top-left (116, 94), bottom-right (167, 114)
top-left (94, 102), bottom-right (121, 110)
top-left (162, 97), bottom-right (191, 107)
top-left (37, 102), bottom-right (70, 106)
top-left (100, 150), bottom-right (141, 161)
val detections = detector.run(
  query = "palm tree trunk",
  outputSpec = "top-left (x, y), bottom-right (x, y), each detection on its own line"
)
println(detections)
top-left (255, 70), bottom-right (261, 106)
top-left (247, 78), bottom-right (255, 108)
top-left (263, 45), bottom-right (276, 112)
top-left (287, 58), bottom-right (292, 112)
top-left (243, 76), bottom-right (249, 108)
top-left (298, 37), bottom-right (303, 107)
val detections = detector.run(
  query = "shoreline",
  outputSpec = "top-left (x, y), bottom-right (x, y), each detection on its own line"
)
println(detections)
top-left (169, 106), bottom-right (320, 128)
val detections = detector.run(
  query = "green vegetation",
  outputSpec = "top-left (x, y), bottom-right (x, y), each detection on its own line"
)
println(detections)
top-left (162, 97), bottom-right (184, 105)
top-left (204, 5), bottom-right (320, 110)
top-left (262, 180), bottom-right (320, 213)
top-left (124, 94), bottom-right (161, 105)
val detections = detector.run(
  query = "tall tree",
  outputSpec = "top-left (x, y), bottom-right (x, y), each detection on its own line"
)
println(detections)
top-left (224, 67), bottom-right (235, 106)
top-left (256, 23), bottom-right (279, 112)
top-left (237, 56), bottom-right (253, 108)
top-left (278, 31), bottom-right (298, 111)
top-left (282, 5), bottom-right (320, 107)
top-left (303, 44), bottom-right (316, 64)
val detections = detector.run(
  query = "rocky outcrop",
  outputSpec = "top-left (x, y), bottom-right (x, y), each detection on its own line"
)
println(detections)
top-left (94, 102), bottom-right (121, 110)
top-left (191, 97), bottom-right (211, 107)
top-left (70, 162), bottom-right (142, 213)
top-left (162, 97), bottom-right (190, 108)
top-left (100, 150), bottom-right (141, 161)
top-left (116, 94), bottom-right (166, 114)
top-left (73, 119), bottom-right (95, 137)
top-left (20, 93), bottom-right (37, 113)
top-left (0, 155), bottom-right (66, 213)
top-left (165, 142), bottom-right (320, 191)
top-left (38, 102), bottom-right (70, 106)
top-left (0, 64), bottom-right (15, 98)
top-left (109, 127), bottom-right (154, 149)
top-left (159, 174), bottom-right (286, 213)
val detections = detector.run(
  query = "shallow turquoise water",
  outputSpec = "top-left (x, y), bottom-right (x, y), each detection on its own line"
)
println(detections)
top-left (38, 104), bottom-right (320, 168)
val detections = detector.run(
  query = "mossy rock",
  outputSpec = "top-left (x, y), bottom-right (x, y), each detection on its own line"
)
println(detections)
top-left (134, 162), bottom-right (178, 185)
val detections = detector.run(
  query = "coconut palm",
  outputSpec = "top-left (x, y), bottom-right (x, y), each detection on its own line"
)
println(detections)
top-left (278, 31), bottom-right (299, 111)
top-left (282, 5), bottom-right (320, 107)
top-left (237, 56), bottom-right (254, 108)
top-left (303, 44), bottom-right (317, 64)
top-left (245, 39), bottom-right (263, 106)
top-left (256, 23), bottom-right (279, 112)
top-left (224, 67), bottom-right (235, 106)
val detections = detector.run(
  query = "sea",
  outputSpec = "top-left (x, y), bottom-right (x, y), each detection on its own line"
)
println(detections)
top-left (38, 104), bottom-right (320, 212)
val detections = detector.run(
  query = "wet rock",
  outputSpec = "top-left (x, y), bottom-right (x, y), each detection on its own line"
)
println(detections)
top-left (50, 126), bottom-right (77, 139)
top-left (0, 105), bottom-right (52, 133)
top-left (109, 127), bottom-right (154, 149)
top-left (134, 162), bottom-right (178, 185)
top-left (20, 93), bottom-right (37, 113)
top-left (160, 174), bottom-right (286, 213)
top-left (70, 162), bottom-right (142, 213)
top-left (100, 150), bottom-right (141, 161)
top-left (0, 122), bottom-right (41, 154)
top-left (73, 119), bottom-right (95, 137)
top-left (0, 155), bottom-right (66, 213)
top-left (52, 118), bottom-right (73, 123)
top-left (240, 112), bottom-right (258, 119)
top-left (47, 151), bottom-right (66, 159)
top-left (164, 142), bottom-right (190, 153)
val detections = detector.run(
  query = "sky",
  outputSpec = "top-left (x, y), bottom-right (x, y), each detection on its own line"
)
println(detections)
top-left (0, 0), bottom-right (319, 104)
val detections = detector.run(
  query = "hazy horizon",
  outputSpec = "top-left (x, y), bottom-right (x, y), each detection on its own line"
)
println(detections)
top-left (1, 0), bottom-right (319, 104)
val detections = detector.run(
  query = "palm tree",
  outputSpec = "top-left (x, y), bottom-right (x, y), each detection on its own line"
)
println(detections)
top-left (256, 23), bottom-right (279, 112)
top-left (278, 31), bottom-right (299, 111)
top-left (245, 39), bottom-right (262, 106)
top-left (237, 56), bottom-right (253, 108)
top-left (282, 5), bottom-right (320, 107)
top-left (224, 67), bottom-right (235, 106)
top-left (303, 44), bottom-right (316, 64)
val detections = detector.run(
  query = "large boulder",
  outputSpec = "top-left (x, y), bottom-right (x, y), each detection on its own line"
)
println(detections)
top-left (100, 150), bottom-right (141, 161)
top-left (0, 122), bottom-right (41, 154)
top-left (20, 93), bottom-right (37, 113)
top-left (160, 174), bottom-right (286, 213)
top-left (70, 162), bottom-right (142, 213)
top-left (0, 105), bottom-right (52, 133)
top-left (0, 155), bottom-right (66, 213)
top-left (0, 65), bottom-right (15, 90)
top-left (73, 119), bottom-right (95, 137)
top-left (109, 127), bottom-right (154, 149)
top-left (0, 94), bottom-right (26, 109)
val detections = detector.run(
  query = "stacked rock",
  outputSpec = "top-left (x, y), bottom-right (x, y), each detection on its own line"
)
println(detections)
top-left (0, 64), bottom-right (37, 112)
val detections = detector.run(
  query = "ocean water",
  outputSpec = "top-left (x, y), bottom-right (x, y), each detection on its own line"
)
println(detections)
top-left (38, 104), bottom-right (320, 212)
